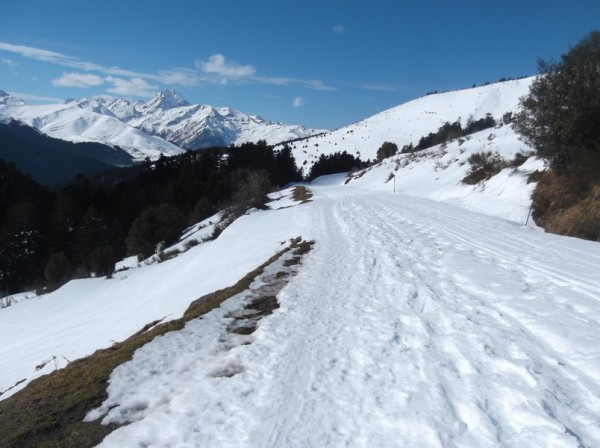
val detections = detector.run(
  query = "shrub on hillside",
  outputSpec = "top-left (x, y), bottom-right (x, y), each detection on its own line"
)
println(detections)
top-left (376, 142), bottom-right (398, 162)
top-left (532, 171), bottom-right (600, 241)
top-left (412, 116), bottom-right (497, 154)
top-left (507, 151), bottom-right (535, 169)
top-left (231, 169), bottom-right (273, 215)
top-left (462, 151), bottom-right (508, 185)
top-left (464, 114), bottom-right (496, 135)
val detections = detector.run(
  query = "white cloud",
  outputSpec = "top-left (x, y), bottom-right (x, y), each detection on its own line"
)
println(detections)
top-left (361, 83), bottom-right (399, 92)
top-left (8, 91), bottom-right (63, 102)
top-left (333, 25), bottom-right (345, 34)
top-left (196, 54), bottom-right (256, 77)
top-left (293, 96), bottom-right (304, 107)
top-left (52, 72), bottom-right (105, 88)
top-left (0, 41), bottom-right (336, 94)
top-left (254, 76), bottom-right (336, 91)
top-left (0, 42), bottom-right (164, 83)
top-left (157, 69), bottom-right (202, 87)
top-left (1, 58), bottom-right (18, 67)
top-left (105, 76), bottom-right (158, 97)
top-left (0, 42), bottom-right (101, 71)
top-left (302, 79), bottom-right (336, 91)
top-left (101, 66), bottom-right (202, 87)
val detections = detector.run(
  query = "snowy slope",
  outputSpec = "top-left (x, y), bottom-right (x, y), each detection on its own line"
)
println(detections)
top-left (345, 123), bottom-right (544, 223)
top-left (0, 90), bottom-right (26, 106)
top-left (0, 208), bottom-right (311, 400)
top-left (280, 78), bottom-right (534, 170)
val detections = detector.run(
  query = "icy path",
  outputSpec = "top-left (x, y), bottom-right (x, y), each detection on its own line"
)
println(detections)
top-left (97, 186), bottom-right (600, 447)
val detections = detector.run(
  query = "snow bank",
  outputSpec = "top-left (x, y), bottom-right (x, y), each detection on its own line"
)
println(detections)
top-left (0, 202), bottom-right (313, 399)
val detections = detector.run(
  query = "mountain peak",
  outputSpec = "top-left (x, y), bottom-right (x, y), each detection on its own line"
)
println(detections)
top-left (145, 89), bottom-right (190, 111)
top-left (0, 90), bottom-right (26, 106)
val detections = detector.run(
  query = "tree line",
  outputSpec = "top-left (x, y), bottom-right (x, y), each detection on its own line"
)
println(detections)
top-left (0, 141), bottom-right (302, 295)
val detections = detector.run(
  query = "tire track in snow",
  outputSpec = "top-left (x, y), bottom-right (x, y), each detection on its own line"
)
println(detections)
top-left (393, 197), bottom-right (600, 397)
top-left (88, 185), bottom-right (600, 447)
top-left (252, 187), bottom-right (600, 447)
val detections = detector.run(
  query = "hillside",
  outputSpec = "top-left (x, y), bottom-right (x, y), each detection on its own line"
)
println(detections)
top-left (1, 78), bottom-right (600, 447)
top-left (279, 78), bottom-right (534, 171)
top-left (0, 119), bottom-right (134, 186)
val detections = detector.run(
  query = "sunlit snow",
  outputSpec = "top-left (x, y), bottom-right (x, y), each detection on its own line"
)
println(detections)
top-left (1, 79), bottom-right (600, 447)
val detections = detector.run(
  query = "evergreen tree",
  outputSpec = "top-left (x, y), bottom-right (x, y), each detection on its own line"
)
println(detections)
top-left (274, 145), bottom-right (302, 186)
top-left (308, 151), bottom-right (367, 180)
top-left (126, 204), bottom-right (186, 259)
top-left (90, 245), bottom-right (116, 277)
top-left (44, 252), bottom-right (72, 289)
top-left (376, 142), bottom-right (398, 161)
top-left (514, 31), bottom-right (600, 173)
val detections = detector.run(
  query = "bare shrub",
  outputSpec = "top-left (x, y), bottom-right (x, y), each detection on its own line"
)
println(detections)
top-left (462, 151), bottom-right (508, 185)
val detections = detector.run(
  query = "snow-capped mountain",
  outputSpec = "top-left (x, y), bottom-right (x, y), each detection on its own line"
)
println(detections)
top-left (0, 92), bottom-right (184, 161)
top-left (0, 90), bottom-right (26, 107)
top-left (78, 89), bottom-right (325, 149)
top-left (0, 89), bottom-right (325, 161)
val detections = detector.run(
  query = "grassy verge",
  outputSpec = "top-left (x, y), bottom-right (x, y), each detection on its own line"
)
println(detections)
top-left (227, 239), bottom-right (314, 336)
top-left (291, 186), bottom-right (313, 203)
top-left (531, 169), bottom-right (600, 241)
top-left (0, 238), bottom-right (308, 448)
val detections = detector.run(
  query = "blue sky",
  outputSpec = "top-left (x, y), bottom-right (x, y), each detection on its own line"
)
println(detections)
top-left (1, 0), bottom-right (599, 129)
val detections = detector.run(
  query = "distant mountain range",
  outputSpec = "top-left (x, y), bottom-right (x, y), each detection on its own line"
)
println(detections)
top-left (0, 89), bottom-right (325, 162)
top-left (0, 79), bottom-right (534, 185)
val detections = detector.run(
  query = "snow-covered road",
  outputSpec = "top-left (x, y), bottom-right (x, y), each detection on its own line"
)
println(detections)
top-left (95, 185), bottom-right (600, 447)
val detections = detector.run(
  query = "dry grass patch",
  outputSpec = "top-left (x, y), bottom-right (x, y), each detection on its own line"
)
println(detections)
top-left (540, 184), bottom-right (600, 241)
top-left (532, 170), bottom-right (600, 241)
top-left (227, 238), bottom-right (314, 336)
top-left (291, 186), bottom-right (313, 203)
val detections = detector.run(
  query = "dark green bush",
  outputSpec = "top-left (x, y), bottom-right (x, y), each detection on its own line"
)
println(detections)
top-left (376, 142), bottom-right (398, 161)
top-left (514, 31), bottom-right (600, 174)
